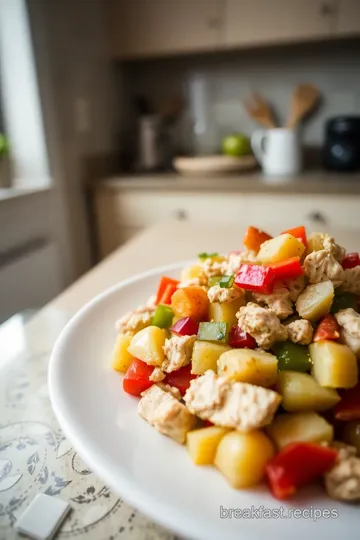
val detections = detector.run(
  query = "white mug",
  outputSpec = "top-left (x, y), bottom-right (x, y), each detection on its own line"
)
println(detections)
top-left (251, 128), bottom-right (302, 177)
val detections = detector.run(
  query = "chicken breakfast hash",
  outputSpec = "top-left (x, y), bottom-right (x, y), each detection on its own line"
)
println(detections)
top-left (111, 225), bottom-right (360, 501)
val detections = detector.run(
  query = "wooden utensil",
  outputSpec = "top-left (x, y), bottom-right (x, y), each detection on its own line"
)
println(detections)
top-left (285, 84), bottom-right (320, 129)
top-left (244, 93), bottom-right (277, 129)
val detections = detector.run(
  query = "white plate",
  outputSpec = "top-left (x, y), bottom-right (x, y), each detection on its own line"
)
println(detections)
top-left (49, 262), bottom-right (358, 540)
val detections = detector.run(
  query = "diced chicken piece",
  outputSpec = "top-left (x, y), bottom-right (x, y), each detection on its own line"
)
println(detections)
top-left (184, 370), bottom-right (281, 432)
top-left (303, 250), bottom-right (344, 287)
top-left (157, 383), bottom-right (182, 401)
top-left (115, 304), bottom-right (155, 336)
top-left (340, 266), bottom-right (360, 295)
top-left (322, 235), bottom-right (346, 264)
top-left (146, 295), bottom-right (156, 307)
top-left (138, 384), bottom-right (195, 444)
top-left (324, 456), bottom-right (360, 501)
top-left (149, 367), bottom-right (166, 383)
top-left (281, 275), bottom-right (306, 302)
top-left (162, 334), bottom-right (197, 373)
top-left (226, 251), bottom-right (258, 274)
top-left (207, 284), bottom-right (244, 304)
top-left (200, 258), bottom-right (227, 278)
top-left (253, 284), bottom-right (293, 319)
top-left (335, 308), bottom-right (360, 358)
top-left (236, 302), bottom-right (288, 349)
top-left (326, 441), bottom-right (358, 461)
top-left (286, 319), bottom-right (314, 345)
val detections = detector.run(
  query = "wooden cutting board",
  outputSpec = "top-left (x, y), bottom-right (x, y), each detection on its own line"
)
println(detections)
top-left (173, 155), bottom-right (257, 176)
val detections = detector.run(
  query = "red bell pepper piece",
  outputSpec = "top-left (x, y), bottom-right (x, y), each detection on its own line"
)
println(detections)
top-left (203, 420), bottom-right (214, 427)
top-left (171, 317), bottom-right (199, 336)
top-left (267, 256), bottom-right (303, 281)
top-left (265, 442), bottom-right (338, 500)
top-left (243, 226), bottom-right (272, 253)
top-left (164, 364), bottom-right (197, 396)
top-left (158, 283), bottom-right (178, 305)
top-left (313, 314), bottom-right (340, 342)
top-left (155, 276), bottom-right (180, 305)
top-left (282, 225), bottom-right (307, 247)
top-left (342, 253), bottom-right (360, 270)
top-left (229, 326), bottom-right (257, 349)
top-left (334, 382), bottom-right (360, 421)
top-left (234, 264), bottom-right (275, 294)
top-left (123, 358), bottom-right (154, 396)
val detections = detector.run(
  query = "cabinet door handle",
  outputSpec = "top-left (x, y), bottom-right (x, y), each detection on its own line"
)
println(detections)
top-left (207, 17), bottom-right (220, 29)
top-left (320, 2), bottom-right (335, 16)
top-left (175, 209), bottom-right (188, 221)
top-left (307, 211), bottom-right (327, 224)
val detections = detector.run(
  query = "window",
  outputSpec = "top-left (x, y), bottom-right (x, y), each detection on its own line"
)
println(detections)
top-left (0, 0), bottom-right (50, 189)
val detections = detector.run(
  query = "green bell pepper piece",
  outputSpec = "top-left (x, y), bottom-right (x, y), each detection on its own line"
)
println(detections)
top-left (208, 276), bottom-right (222, 287)
top-left (219, 275), bottom-right (235, 288)
top-left (151, 305), bottom-right (174, 329)
top-left (272, 341), bottom-right (311, 373)
top-left (198, 321), bottom-right (229, 343)
top-left (198, 252), bottom-right (219, 261)
top-left (331, 293), bottom-right (358, 314)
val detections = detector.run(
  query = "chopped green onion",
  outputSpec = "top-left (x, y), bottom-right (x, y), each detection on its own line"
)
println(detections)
top-left (151, 305), bottom-right (174, 329)
top-left (198, 252), bottom-right (219, 261)
top-left (198, 322), bottom-right (229, 343)
top-left (208, 276), bottom-right (222, 287)
top-left (219, 275), bottom-right (235, 288)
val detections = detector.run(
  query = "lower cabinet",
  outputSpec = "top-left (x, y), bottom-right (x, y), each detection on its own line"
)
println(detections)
top-left (94, 188), bottom-right (360, 259)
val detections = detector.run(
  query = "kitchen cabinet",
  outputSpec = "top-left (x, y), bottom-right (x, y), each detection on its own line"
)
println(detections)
top-left (336, 0), bottom-right (360, 35)
top-left (109, 0), bottom-right (223, 59)
top-left (93, 187), bottom-right (360, 259)
top-left (224, 0), bottom-right (336, 47)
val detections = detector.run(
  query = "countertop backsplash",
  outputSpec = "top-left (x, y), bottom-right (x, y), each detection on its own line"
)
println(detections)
top-left (118, 40), bottom-right (360, 159)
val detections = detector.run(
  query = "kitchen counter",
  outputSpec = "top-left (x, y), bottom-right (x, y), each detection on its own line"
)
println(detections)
top-left (2, 221), bottom-right (267, 540)
top-left (3, 221), bottom-right (360, 539)
top-left (93, 170), bottom-right (360, 195)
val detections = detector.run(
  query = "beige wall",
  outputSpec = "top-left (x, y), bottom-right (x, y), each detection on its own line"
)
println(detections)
top-left (122, 40), bottom-right (360, 148)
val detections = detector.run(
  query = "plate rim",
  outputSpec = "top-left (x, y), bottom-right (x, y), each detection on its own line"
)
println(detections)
top-left (48, 260), bottom-right (206, 540)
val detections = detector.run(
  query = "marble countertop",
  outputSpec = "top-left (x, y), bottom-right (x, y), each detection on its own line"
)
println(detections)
top-left (92, 170), bottom-right (360, 195)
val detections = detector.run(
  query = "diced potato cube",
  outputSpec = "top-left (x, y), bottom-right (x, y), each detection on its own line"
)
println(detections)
top-left (181, 264), bottom-right (203, 282)
top-left (266, 412), bottom-right (333, 450)
top-left (186, 426), bottom-right (230, 465)
top-left (310, 340), bottom-right (358, 388)
top-left (218, 348), bottom-right (278, 387)
top-left (257, 233), bottom-right (305, 264)
top-left (276, 371), bottom-right (340, 412)
top-left (209, 296), bottom-right (245, 327)
top-left (127, 326), bottom-right (166, 366)
top-left (214, 430), bottom-right (275, 488)
top-left (191, 341), bottom-right (231, 375)
top-left (296, 280), bottom-right (334, 322)
top-left (307, 232), bottom-right (325, 253)
top-left (111, 334), bottom-right (134, 372)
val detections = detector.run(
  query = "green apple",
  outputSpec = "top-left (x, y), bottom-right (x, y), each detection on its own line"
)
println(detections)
top-left (222, 133), bottom-right (251, 157)
top-left (0, 134), bottom-right (10, 157)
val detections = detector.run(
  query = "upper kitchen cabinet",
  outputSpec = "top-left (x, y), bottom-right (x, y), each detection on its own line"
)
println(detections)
top-left (224, 0), bottom-right (337, 47)
top-left (109, 0), bottom-right (223, 59)
top-left (336, 0), bottom-right (360, 35)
